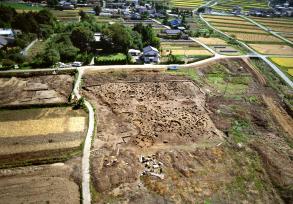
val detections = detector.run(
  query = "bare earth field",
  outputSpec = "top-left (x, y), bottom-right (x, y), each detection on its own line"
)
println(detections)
top-left (0, 107), bottom-right (88, 168)
top-left (0, 74), bottom-right (74, 107)
top-left (82, 64), bottom-right (292, 203)
top-left (0, 161), bottom-right (81, 204)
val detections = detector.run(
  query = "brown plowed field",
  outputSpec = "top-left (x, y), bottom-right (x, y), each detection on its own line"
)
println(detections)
top-left (0, 74), bottom-right (74, 107)
top-left (0, 162), bottom-right (81, 204)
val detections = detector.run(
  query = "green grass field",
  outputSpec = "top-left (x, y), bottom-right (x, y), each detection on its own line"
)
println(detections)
top-left (0, 2), bottom-right (43, 12)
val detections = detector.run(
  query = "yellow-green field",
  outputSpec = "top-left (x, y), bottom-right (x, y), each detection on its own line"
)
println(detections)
top-left (160, 41), bottom-right (212, 56)
top-left (212, 0), bottom-right (269, 12)
top-left (249, 44), bottom-right (293, 55)
top-left (270, 57), bottom-right (293, 77)
top-left (171, 0), bottom-right (204, 9)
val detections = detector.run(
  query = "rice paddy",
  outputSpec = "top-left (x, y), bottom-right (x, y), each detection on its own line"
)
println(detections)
top-left (270, 57), bottom-right (293, 77)
top-left (249, 44), bottom-right (293, 55)
top-left (212, 0), bottom-right (269, 12)
top-left (171, 0), bottom-right (204, 9)
top-left (250, 17), bottom-right (293, 42)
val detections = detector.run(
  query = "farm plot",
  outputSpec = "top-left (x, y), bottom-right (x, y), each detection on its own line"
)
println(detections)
top-left (196, 37), bottom-right (241, 55)
top-left (270, 57), bottom-right (293, 77)
top-left (0, 73), bottom-right (74, 107)
top-left (224, 32), bottom-right (282, 42)
top-left (248, 44), bottom-right (293, 55)
top-left (50, 10), bottom-right (80, 22)
top-left (0, 107), bottom-right (88, 168)
top-left (171, 0), bottom-right (204, 9)
top-left (203, 15), bottom-right (271, 35)
top-left (250, 17), bottom-right (293, 42)
top-left (0, 162), bottom-right (80, 204)
top-left (212, 0), bottom-right (269, 12)
top-left (160, 40), bottom-right (212, 56)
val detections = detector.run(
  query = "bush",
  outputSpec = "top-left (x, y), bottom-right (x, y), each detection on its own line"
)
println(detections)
top-left (1, 59), bottom-right (15, 69)
top-left (94, 53), bottom-right (128, 65)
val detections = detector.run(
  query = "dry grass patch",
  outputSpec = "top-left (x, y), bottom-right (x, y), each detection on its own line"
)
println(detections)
top-left (196, 37), bottom-right (227, 45)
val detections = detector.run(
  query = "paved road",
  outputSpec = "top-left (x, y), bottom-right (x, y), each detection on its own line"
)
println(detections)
top-left (200, 14), bottom-right (293, 88)
top-left (73, 68), bottom-right (95, 204)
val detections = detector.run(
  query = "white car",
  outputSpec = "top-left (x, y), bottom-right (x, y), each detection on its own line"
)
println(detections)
top-left (72, 61), bottom-right (83, 67)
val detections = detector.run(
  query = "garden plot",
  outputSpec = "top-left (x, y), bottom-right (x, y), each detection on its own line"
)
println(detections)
top-left (249, 44), bottom-right (293, 55)
top-left (196, 37), bottom-right (241, 55)
top-left (0, 162), bottom-right (80, 204)
top-left (0, 73), bottom-right (74, 107)
top-left (0, 107), bottom-right (88, 168)
top-left (50, 10), bottom-right (81, 22)
top-left (160, 40), bottom-right (212, 56)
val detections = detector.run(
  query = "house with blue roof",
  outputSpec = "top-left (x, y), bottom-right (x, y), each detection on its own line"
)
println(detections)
top-left (169, 19), bottom-right (182, 28)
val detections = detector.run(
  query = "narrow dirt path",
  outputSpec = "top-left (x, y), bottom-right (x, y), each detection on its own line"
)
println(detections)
top-left (263, 95), bottom-right (293, 137)
top-left (242, 57), bottom-right (267, 86)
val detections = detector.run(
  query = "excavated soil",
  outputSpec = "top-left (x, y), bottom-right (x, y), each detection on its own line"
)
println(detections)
top-left (82, 69), bottom-right (288, 203)
top-left (0, 159), bottom-right (81, 204)
top-left (0, 74), bottom-right (74, 107)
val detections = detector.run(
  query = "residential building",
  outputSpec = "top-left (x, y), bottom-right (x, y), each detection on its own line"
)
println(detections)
top-left (142, 46), bottom-right (160, 64)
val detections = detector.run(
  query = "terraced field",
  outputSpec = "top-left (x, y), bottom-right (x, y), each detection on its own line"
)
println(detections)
top-left (196, 37), bottom-right (241, 55)
top-left (0, 107), bottom-right (88, 168)
top-left (160, 40), bottom-right (212, 62)
top-left (251, 17), bottom-right (293, 42)
top-left (203, 15), bottom-right (289, 55)
top-left (269, 57), bottom-right (293, 77)
top-left (249, 44), bottom-right (293, 55)
top-left (171, 0), bottom-right (205, 9)
top-left (50, 10), bottom-right (80, 22)
top-left (212, 0), bottom-right (269, 12)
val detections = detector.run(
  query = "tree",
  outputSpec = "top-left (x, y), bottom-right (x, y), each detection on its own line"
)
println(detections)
top-left (0, 6), bottom-right (17, 27)
top-left (94, 5), bottom-right (101, 16)
top-left (47, 0), bottom-right (59, 7)
top-left (44, 48), bottom-right (60, 66)
top-left (101, 24), bottom-right (133, 53)
top-left (35, 9), bottom-right (55, 26)
top-left (133, 24), bottom-right (160, 49)
top-left (70, 26), bottom-right (94, 52)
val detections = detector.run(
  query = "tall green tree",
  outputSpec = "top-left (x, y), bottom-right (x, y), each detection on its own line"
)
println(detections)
top-left (70, 26), bottom-right (94, 52)
top-left (94, 5), bottom-right (101, 16)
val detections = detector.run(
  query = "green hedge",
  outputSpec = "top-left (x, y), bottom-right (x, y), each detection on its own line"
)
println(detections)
top-left (94, 53), bottom-right (128, 65)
